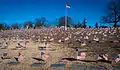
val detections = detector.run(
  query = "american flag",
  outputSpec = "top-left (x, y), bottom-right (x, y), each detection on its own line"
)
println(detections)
top-left (42, 54), bottom-right (50, 61)
top-left (3, 53), bottom-right (8, 57)
top-left (18, 55), bottom-right (24, 61)
top-left (46, 43), bottom-right (52, 47)
top-left (77, 52), bottom-right (86, 60)
top-left (115, 56), bottom-right (120, 63)
top-left (97, 53), bottom-right (104, 60)
top-left (41, 52), bottom-right (45, 57)
top-left (66, 4), bottom-right (71, 8)
top-left (60, 58), bottom-right (69, 62)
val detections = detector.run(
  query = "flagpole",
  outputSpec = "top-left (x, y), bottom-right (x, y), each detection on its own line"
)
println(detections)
top-left (65, 5), bottom-right (67, 30)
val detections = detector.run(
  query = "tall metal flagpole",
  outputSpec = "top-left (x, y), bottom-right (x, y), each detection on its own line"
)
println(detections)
top-left (65, 4), bottom-right (67, 30)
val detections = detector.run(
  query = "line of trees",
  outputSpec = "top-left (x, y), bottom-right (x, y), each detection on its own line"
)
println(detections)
top-left (0, 17), bottom-right (48, 30)
top-left (0, 16), bottom-right (89, 30)
top-left (56, 16), bottom-right (87, 28)
top-left (0, 15), bottom-right (115, 31)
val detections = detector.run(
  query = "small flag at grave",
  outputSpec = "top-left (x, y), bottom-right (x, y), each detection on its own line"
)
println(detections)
top-left (42, 54), bottom-right (50, 61)
top-left (97, 53), bottom-right (108, 60)
top-left (3, 53), bottom-right (8, 57)
top-left (77, 52), bottom-right (86, 60)
top-left (18, 53), bottom-right (24, 61)
top-left (60, 58), bottom-right (69, 62)
top-left (114, 55), bottom-right (120, 63)
top-left (41, 52), bottom-right (45, 57)
top-left (46, 43), bottom-right (51, 47)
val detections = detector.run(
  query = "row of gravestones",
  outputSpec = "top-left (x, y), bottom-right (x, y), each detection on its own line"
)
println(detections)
top-left (3, 62), bottom-right (119, 70)
top-left (0, 28), bottom-right (120, 43)
top-left (0, 46), bottom-right (120, 70)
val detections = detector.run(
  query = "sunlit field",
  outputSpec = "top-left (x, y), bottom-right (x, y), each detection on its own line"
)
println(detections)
top-left (0, 28), bottom-right (120, 70)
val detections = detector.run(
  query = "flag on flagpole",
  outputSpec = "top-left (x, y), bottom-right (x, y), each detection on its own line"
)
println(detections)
top-left (66, 4), bottom-right (71, 8)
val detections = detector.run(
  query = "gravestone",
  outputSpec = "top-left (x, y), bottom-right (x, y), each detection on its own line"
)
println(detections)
top-left (7, 62), bottom-right (20, 65)
top-left (51, 64), bottom-right (66, 70)
top-left (31, 63), bottom-right (45, 67)
top-left (87, 66), bottom-right (105, 70)
top-left (113, 67), bottom-right (120, 70)
top-left (70, 65), bottom-right (87, 70)
top-left (76, 48), bottom-right (87, 60)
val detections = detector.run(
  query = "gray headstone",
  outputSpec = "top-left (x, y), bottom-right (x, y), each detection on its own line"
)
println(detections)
top-left (31, 63), bottom-right (45, 67)
top-left (51, 64), bottom-right (66, 68)
top-left (7, 62), bottom-right (20, 65)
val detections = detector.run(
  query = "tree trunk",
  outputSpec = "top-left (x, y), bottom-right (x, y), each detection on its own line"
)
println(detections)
top-left (113, 22), bottom-right (117, 27)
top-left (114, 7), bottom-right (117, 28)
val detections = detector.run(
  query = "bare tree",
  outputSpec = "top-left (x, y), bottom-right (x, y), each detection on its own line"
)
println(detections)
top-left (57, 16), bottom-right (74, 27)
top-left (11, 23), bottom-right (20, 29)
top-left (34, 17), bottom-right (47, 28)
top-left (101, 0), bottom-right (120, 27)
top-left (82, 18), bottom-right (87, 28)
top-left (24, 21), bottom-right (33, 29)
top-left (0, 23), bottom-right (4, 30)
top-left (0, 23), bottom-right (12, 30)
top-left (72, 21), bottom-right (82, 28)
top-left (95, 22), bottom-right (98, 28)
